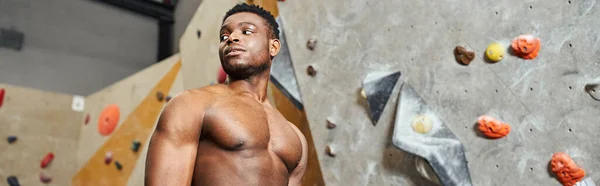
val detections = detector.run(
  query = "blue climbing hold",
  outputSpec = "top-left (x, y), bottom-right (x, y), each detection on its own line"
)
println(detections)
top-left (7, 175), bottom-right (20, 186)
top-left (7, 136), bottom-right (17, 144)
top-left (131, 140), bottom-right (141, 152)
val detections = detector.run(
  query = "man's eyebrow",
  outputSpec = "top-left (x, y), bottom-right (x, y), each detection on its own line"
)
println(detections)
top-left (220, 21), bottom-right (258, 33)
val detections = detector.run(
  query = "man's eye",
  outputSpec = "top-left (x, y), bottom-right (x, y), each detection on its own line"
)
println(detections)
top-left (220, 35), bottom-right (229, 41)
top-left (243, 30), bottom-right (252, 35)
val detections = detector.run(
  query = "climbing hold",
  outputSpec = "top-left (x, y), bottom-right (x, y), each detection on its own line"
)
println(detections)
top-left (156, 91), bottom-right (164, 101)
top-left (217, 66), bottom-right (227, 84)
top-left (39, 172), bottom-right (52, 183)
top-left (363, 71), bottom-right (402, 125)
top-left (40, 152), bottom-right (55, 169)
top-left (115, 161), bottom-right (123, 171)
top-left (306, 38), bottom-right (317, 50)
top-left (7, 135), bottom-right (17, 144)
top-left (360, 89), bottom-right (367, 99)
top-left (485, 42), bottom-right (505, 62)
top-left (411, 115), bottom-right (433, 134)
top-left (0, 88), bottom-right (5, 109)
top-left (196, 29), bottom-right (201, 39)
top-left (454, 46), bottom-right (475, 65)
top-left (6, 175), bottom-right (19, 186)
top-left (584, 83), bottom-right (599, 101)
top-left (551, 152), bottom-right (585, 186)
top-left (84, 113), bottom-right (90, 125)
top-left (325, 146), bottom-right (336, 157)
top-left (307, 65), bottom-right (317, 77)
top-left (326, 118), bottom-right (337, 129)
top-left (477, 115), bottom-right (510, 139)
top-left (511, 34), bottom-right (541, 60)
top-left (131, 140), bottom-right (141, 152)
top-left (165, 96), bottom-right (172, 102)
top-left (104, 151), bottom-right (113, 164)
top-left (98, 104), bottom-right (120, 136)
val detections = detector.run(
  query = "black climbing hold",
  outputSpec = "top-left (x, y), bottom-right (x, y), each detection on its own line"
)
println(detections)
top-left (156, 91), bottom-right (165, 101)
top-left (7, 175), bottom-right (20, 186)
top-left (362, 71), bottom-right (402, 125)
top-left (7, 136), bottom-right (17, 144)
top-left (115, 161), bottom-right (123, 171)
top-left (131, 140), bottom-right (141, 152)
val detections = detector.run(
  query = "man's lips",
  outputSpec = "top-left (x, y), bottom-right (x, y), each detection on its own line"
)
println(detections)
top-left (225, 46), bottom-right (246, 56)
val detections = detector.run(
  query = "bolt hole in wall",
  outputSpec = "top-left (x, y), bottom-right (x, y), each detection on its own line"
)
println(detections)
top-left (569, 86), bottom-right (572, 90)
top-left (569, 43), bottom-right (573, 47)
top-left (569, 128), bottom-right (572, 132)
top-left (496, 164), bottom-right (499, 168)
top-left (530, 167), bottom-right (534, 171)
top-left (530, 5), bottom-right (533, 9)
top-left (529, 128), bottom-right (533, 132)
top-left (495, 11), bottom-right (498, 15)
top-left (495, 89), bottom-right (498, 93)
top-left (530, 87), bottom-right (533, 91)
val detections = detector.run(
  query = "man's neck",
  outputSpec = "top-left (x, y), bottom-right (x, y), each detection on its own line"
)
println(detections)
top-left (228, 69), bottom-right (270, 103)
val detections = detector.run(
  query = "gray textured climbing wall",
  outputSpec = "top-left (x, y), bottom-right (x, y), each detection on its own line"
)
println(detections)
top-left (278, 0), bottom-right (600, 185)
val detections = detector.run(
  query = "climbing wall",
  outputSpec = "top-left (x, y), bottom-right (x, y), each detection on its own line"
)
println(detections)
top-left (278, 0), bottom-right (600, 185)
top-left (73, 54), bottom-right (183, 186)
top-left (0, 84), bottom-right (83, 185)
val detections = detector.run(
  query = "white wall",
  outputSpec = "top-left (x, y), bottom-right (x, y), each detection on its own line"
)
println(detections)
top-left (0, 0), bottom-right (158, 96)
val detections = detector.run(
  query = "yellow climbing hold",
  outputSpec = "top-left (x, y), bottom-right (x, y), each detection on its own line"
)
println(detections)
top-left (485, 42), bottom-right (505, 62)
top-left (360, 89), bottom-right (367, 99)
top-left (412, 115), bottom-right (433, 134)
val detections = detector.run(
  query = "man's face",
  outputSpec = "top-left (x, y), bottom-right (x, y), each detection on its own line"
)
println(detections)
top-left (219, 12), bottom-right (279, 79)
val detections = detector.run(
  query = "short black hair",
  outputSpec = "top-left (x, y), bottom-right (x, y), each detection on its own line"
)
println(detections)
top-left (222, 3), bottom-right (279, 40)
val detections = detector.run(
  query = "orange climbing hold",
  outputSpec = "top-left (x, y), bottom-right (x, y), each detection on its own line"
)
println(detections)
top-left (40, 152), bottom-right (55, 168)
top-left (511, 34), bottom-right (541, 60)
top-left (551, 152), bottom-right (585, 186)
top-left (98, 104), bottom-right (120, 136)
top-left (477, 115), bottom-right (511, 139)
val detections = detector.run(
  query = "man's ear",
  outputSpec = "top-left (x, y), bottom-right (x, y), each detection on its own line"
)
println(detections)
top-left (269, 39), bottom-right (281, 57)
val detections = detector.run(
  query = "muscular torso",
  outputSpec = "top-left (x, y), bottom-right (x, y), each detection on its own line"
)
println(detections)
top-left (191, 87), bottom-right (303, 186)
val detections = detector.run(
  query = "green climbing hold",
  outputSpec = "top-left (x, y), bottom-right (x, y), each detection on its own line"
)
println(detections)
top-left (115, 161), bottom-right (123, 171)
top-left (131, 140), bottom-right (141, 152)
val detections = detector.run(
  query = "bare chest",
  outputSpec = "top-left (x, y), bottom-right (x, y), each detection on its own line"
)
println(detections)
top-left (202, 99), bottom-right (302, 171)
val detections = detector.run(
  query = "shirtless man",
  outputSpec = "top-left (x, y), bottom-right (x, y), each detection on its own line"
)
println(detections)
top-left (144, 3), bottom-right (307, 186)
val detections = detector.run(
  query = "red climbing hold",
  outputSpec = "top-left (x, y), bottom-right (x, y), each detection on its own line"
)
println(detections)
top-left (217, 66), bottom-right (227, 84)
top-left (40, 152), bottom-right (55, 169)
top-left (0, 88), bottom-right (5, 109)
top-left (105, 151), bottom-right (113, 164)
top-left (39, 172), bottom-right (52, 183)
top-left (84, 113), bottom-right (90, 125)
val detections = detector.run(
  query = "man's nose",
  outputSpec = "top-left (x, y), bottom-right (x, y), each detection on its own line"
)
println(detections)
top-left (228, 31), bottom-right (241, 43)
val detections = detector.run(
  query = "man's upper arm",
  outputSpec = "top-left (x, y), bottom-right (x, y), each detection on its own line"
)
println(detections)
top-left (288, 123), bottom-right (308, 186)
top-left (145, 91), bottom-right (206, 186)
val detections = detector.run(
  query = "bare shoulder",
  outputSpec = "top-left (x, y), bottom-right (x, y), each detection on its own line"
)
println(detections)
top-left (156, 85), bottom-right (228, 130)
